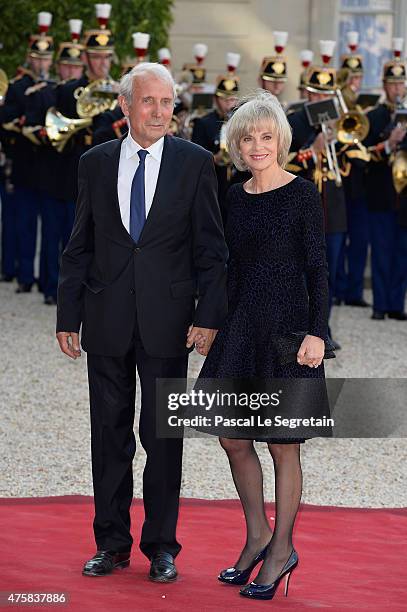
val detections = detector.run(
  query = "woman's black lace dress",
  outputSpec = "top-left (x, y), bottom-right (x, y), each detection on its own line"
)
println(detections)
top-left (198, 176), bottom-right (331, 442)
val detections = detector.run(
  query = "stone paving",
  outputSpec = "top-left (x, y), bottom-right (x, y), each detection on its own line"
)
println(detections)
top-left (1, 281), bottom-right (406, 507)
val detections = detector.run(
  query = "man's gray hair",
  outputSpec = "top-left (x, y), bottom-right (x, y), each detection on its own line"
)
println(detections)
top-left (226, 89), bottom-right (293, 170)
top-left (119, 62), bottom-right (176, 104)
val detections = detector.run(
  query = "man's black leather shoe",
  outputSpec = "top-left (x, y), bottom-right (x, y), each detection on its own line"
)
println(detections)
top-left (15, 283), bottom-right (32, 294)
top-left (149, 552), bottom-right (177, 583)
top-left (371, 310), bottom-right (385, 320)
top-left (387, 311), bottom-right (407, 320)
top-left (345, 299), bottom-right (370, 307)
top-left (82, 550), bottom-right (130, 577)
top-left (44, 295), bottom-right (57, 306)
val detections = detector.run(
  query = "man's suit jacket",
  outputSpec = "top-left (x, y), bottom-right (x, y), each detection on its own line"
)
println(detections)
top-left (56, 134), bottom-right (229, 358)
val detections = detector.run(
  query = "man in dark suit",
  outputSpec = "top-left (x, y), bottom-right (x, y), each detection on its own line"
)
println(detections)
top-left (56, 63), bottom-right (228, 582)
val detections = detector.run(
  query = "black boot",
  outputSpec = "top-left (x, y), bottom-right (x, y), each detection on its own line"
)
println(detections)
top-left (387, 311), bottom-right (407, 321)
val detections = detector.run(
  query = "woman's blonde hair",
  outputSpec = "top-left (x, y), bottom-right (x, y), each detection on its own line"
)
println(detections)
top-left (226, 89), bottom-right (292, 171)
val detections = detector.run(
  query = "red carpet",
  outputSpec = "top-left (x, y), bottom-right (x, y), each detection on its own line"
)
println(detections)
top-left (0, 496), bottom-right (405, 611)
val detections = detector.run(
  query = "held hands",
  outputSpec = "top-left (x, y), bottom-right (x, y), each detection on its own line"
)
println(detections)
top-left (297, 334), bottom-right (324, 369)
top-left (56, 332), bottom-right (82, 359)
top-left (186, 325), bottom-right (218, 356)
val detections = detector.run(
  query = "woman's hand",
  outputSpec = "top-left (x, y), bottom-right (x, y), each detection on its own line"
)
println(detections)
top-left (186, 325), bottom-right (218, 356)
top-left (297, 334), bottom-right (324, 368)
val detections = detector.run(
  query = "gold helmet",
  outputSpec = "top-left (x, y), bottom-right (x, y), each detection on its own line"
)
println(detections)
top-left (28, 12), bottom-right (54, 58)
top-left (304, 40), bottom-right (337, 94)
top-left (260, 31), bottom-right (288, 82)
top-left (382, 37), bottom-right (406, 82)
top-left (298, 49), bottom-right (313, 90)
top-left (121, 32), bottom-right (150, 74)
top-left (83, 3), bottom-right (114, 54)
top-left (158, 48), bottom-right (171, 68)
top-left (183, 43), bottom-right (208, 84)
top-left (215, 52), bottom-right (240, 97)
top-left (340, 31), bottom-right (364, 77)
top-left (56, 19), bottom-right (84, 65)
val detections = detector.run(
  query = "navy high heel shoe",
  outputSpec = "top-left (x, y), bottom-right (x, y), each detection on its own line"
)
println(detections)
top-left (218, 542), bottom-right (270, 586)
top-left (239, 548), bottom-right (298, 600)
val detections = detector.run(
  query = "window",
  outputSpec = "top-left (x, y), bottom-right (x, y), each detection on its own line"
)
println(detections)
top-left (339, 0), bottom-right (394, 89)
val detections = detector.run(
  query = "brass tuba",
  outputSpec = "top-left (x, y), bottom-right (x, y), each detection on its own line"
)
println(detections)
top-left (46, 78), bottom-right (118, 151)
top-left (74, 78), bottom-right (118, 118)
top-left (217, 113), bottom-right (233, 167)
top-left (0, 69), bottom-right (8, 103)
top-left (384, 95), bottom-right (407, 194)
top-left (392, 149), bottom-right (407, 194)
top-left (45, 107), bottom-right (92, 152)
top-left (335, 88), bottom-right (370, 145)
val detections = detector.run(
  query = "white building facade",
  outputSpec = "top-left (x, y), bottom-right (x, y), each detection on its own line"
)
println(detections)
top-left (170, 0), bottom-right (407, 99)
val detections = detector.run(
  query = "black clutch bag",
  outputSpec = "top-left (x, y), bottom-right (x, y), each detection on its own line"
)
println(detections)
top-left (272, 331), bottom-right (336, 366)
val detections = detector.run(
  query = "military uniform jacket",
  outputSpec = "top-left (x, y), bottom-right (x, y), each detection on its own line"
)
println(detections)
top-left (287, 107), bottom-right (347, 234)
top-left (55, 75), bottom-right (91, 202)
top-left (0, 72), bottom-right (37, 187)
top-left (92, 106), bottom-right (128, 145)
top-left (192, 109), bottom-right (229, 204)
top-left (365, 103), bottom-right (407, 227)
top-left (22, 77), bottom-right (59, 195)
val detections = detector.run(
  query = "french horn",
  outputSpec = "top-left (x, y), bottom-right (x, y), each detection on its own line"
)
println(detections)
top-left (74, 78), bottom-right (118, 118)
top-left (45, 107), bottom-right (92, 152)
top-left (392, 149), bottom-right (407, 194)
top-left (0, 69), bottom-right (8, 103)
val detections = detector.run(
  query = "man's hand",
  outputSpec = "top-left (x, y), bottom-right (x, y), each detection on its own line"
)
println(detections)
top-left (186, 325), bottom-right (218, 356)
top-left (297, 334), bottom-right (324, 368)
top-left (388, 124), bottom-right (407, 151)
top-left (56, 331), bottom-right (82, 359)
top-left (311, 129), bottom-right (334, 155)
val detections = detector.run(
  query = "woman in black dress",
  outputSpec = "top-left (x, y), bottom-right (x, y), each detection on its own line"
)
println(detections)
top-left (195, 90), bottom-right (330, 601)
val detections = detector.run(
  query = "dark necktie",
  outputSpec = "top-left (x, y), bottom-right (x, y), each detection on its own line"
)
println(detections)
top-left (129, 149), bottom-right (149, 242)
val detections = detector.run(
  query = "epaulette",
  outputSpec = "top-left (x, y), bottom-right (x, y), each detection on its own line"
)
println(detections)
top-left (9, 75), bottom-right (23, 84)
top-left (57, 77), bottom-right (78, 86)
top-left (24, 82), bottom-right (48, 96)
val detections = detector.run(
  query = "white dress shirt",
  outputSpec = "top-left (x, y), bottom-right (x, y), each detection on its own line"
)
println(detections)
top-left (117, 132), bottom-right (164, 233)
